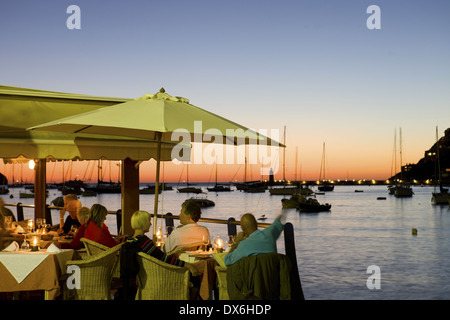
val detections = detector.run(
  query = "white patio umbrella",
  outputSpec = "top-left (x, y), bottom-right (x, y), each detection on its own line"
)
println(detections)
top-left (29, 88), bottom-right (284, 235)
top-left (0, 85), bottom-right (188, 223)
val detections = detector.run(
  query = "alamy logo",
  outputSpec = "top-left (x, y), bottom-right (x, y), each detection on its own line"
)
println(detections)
top-left (170, 121), bottom-right (281, 175)
top-left (366, 5), bottom-right (381, 30)
top-left (66, 265), bottom-right (81, 289)
top-left (66, 5), bottom-right (81, 30)
top-left (366, 265), bottom-right (381, 289)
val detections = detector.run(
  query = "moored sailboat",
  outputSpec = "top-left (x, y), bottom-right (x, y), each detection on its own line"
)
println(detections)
top-left (317, 142), bottom-right (334, 192)
top-left (393, 128), bottom-right (413, 198)
top-left (177, 164), bottom-right (202, 194)
top-left (207, 164), bottom-right (233, 192)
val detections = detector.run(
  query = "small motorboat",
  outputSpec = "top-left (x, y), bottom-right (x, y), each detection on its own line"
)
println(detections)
top-left (281, 193), bottom-right (307, 209)
top-left (207, 184), bottom-right (232, 192)
top-left (282, 193), bottom-right (331, 212)
top-left (298, 200), bottom-right (331, 213)
top-left (188, 196), bottom-right (215, 207)
top-left (177, 186), bottom-right (203, 194)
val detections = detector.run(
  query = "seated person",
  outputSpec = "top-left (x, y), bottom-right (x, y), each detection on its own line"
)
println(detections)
top-left (69, 206), bottom-right (90, 249)
top-left (57, 194), bottom-right (82, 235)
top-left (119, 210), bottom-right (196, 300)
top-left (73, 204), bottom-right (118, 249)
top-left (0, 198), bottom-right (21, 250)
top-left (0, 197), bottom-right (16, 228)
top-left (224, 212), bottom-right (286, 266)
top-left (161, 200), bottom-right (210, 253)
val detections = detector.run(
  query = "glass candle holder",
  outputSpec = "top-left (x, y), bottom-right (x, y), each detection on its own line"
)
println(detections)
top-left (215, 236), bottom-right (224, 253)
top-left (30, 235), bottom-right (40, 251)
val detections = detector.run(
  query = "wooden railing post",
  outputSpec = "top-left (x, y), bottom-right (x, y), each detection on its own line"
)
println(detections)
top-left (45, 204), bottom-right (53, 226)
top-left (227, 217), bottom-right (237, 236)
top-left (165, 212), bottom-right (175, 235)
top-left (284, 222), bottom-right (304, 300)
top-left (116, 209), bottom-right (122, 235)
top-left (16, 202), bottom-right (24, 221)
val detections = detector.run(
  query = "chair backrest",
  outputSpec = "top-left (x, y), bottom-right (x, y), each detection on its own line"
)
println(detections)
top-left (214, 266), bottom-right (229, 300)
top-left (81, 238), bottom-right (121, 277)
top-left (81, 238), bottom-right (110, 256)
top-left (65, 243), bottom-right (124, 300)
top-left (226, 252), bottom-right (292, 300)
top-left (135, 252), bottom-right (191, 300)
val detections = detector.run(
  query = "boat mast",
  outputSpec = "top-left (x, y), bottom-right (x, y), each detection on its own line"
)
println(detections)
top-left (319, 142), bottom-right (326, 182)
top-left (399, 128), bottom-right (403, 181)
top-left (283, 125), bottom-right (286, 182)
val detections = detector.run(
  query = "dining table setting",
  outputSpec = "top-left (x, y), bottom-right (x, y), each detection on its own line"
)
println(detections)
top-left (173, 235), bottom-right (231, 300)
top-left (0, 219), bottom-right (76, 300)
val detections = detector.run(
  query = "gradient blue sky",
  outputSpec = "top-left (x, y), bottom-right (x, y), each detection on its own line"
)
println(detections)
top-left (1, 0), bottom-right (449, 181)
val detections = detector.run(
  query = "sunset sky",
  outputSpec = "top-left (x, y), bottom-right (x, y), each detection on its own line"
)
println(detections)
top-left (1, 0), bottom-right (449, 183)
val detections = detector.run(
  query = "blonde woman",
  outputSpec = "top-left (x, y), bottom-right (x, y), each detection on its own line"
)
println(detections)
top-left (118, 210), bottom-right (189, 300)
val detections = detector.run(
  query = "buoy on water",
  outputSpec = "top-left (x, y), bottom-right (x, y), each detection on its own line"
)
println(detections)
top-left (412, 228), bottom-right (418, 235)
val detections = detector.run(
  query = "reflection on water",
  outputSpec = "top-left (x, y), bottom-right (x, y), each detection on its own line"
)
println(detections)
top-left (9, 184), bottom-right (450, 299)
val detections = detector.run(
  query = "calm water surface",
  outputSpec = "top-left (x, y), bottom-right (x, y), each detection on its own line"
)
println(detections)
top-left (9, 184), bottom-right (450, 300)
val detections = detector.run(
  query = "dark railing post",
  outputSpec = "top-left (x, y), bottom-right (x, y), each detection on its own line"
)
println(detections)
top-left (16, 202), bottom-right (24, 221)
top-left (284, 222), bottom-right (305, 300)
top-left (227, 217), bottom-right (237, 236)
top-left (45, 204), bottom-right (53, 226)
top-left (165, 212), bottom-right (175, 235)
top-left (116, 209), bottom-right (122, 235)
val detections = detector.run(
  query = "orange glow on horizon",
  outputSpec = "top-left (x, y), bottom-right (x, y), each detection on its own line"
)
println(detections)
top-left (0, 155), bottom-right (397, 185)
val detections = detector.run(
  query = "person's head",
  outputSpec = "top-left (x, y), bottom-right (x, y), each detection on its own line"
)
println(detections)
top-left (240, 213), bottom-right (257, 236)
top-left (77, 206), bottom-right (90, 225)
top-left (180, 200), bottom-right (201, 225)
top-left (66, 200), bottom-right (82, 219)
top-left (131, 210), bottom-right (151, 233)
top-left (63, 194), bottom-right (78, 206)
top-left (88, 204), bottom-right (108, 227)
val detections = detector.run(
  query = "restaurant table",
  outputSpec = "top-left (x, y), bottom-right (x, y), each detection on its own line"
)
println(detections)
top-left (2, 231), bottom-right (73, 250)
top-left (0, 249), bottom-right (75, 300)
top-left (179, 251), bottom-right (219, 300)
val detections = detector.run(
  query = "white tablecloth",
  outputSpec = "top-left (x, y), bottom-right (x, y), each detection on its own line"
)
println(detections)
top-left (0, 250), bottom-right (73, 283)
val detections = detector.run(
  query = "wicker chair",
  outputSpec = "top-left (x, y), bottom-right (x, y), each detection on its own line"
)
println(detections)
top-left (65, 243), bottom-right (124, 300)
top-left (81, 238), bottom-right (110, 256)
top-left (135, 252), bottom-right (191, 300)
top-left (214, 266), bottom-right (229, 300)
top-left (81, 238), bottom-right (121, 277)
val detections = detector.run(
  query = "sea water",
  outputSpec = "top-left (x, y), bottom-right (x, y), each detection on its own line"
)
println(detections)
top-left (7, 184), bottom-right (450, 300)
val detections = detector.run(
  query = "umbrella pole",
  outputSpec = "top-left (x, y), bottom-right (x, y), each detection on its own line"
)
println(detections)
top-left (153, 132), bottom-right (162, 237)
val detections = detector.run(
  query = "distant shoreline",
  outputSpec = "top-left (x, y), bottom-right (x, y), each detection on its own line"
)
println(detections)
top-left (4, 179), bottom-right (444, 187)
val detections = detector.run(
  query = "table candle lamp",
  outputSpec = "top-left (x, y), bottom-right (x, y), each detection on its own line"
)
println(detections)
top-left (216, 237), bottom-right (224, 253)
top-left (27, 220), bottom-right (34, 232)
top-left (156, 227), bottom-right (162, 247)
top-left (30, 235), bottom-right (40, 251)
